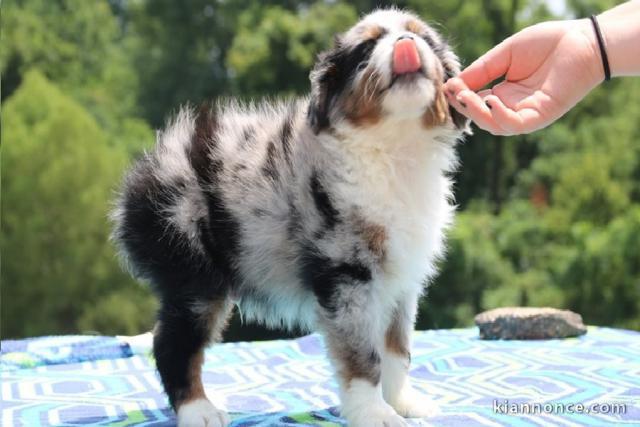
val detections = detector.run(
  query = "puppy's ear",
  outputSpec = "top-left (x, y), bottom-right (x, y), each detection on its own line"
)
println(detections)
top-left (308, 47), bottom-right (341, 135)
top-left (308, 36), bottom-right (378, 134)
top-left (308, 61), bottom-right (332, 134)
top-left (308, 35), bottom-right (359, 135)
top-left (449, 103), bottom-right (472, 134)
top-left (307, 91), bottom-right (328, 135)
top-left (444, 72), bottom-right (472, 135)
top-left (437, 45), bottom-right (472, 135)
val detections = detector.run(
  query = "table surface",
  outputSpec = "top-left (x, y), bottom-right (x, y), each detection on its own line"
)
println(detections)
top-left (2, 327), bottom-right (639, 426)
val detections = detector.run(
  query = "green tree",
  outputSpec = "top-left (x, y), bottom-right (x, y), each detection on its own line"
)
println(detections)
top-left (418, 211), bottom-right (515, 329)
top-left (125, 0), bottom-right (358, 126)
top-left (124, 0), bottom-right (244, 126)
top-left (1, 71), bottom-right (156, 338)
top-left (426, 75), bottom-right (640, 329)
top-left (1, 0), bottom-right (140, 125)
top-left (2, 0), bottom-right (638, 339)
top-left (227, 2), bottom-right (357, 96)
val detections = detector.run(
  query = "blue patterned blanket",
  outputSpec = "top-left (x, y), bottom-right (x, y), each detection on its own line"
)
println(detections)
top-left (2, 327), bottom-right (639, 426)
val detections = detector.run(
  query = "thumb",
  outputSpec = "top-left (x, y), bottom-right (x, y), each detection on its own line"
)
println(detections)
top-left (458, 38), bottom-right (513, 91)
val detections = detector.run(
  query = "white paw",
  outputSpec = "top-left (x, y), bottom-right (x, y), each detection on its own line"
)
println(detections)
top-left (177, 398), bottom-right (230, 427)
top-left (389, 386), bottom-right (440, 418)
top-left (345, 402), bottom-right (408, 427)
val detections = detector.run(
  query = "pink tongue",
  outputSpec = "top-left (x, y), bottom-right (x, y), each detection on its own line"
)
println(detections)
top-left (393, 39), bottom-right (421, 75)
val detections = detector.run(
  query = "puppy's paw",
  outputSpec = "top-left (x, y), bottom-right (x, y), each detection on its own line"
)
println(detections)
top-left (346, 402), bottom-right (407, 427)
top-left (177, 398), bottom-right (230, 427)
top-left (390, 386), bottom-right (440, 418)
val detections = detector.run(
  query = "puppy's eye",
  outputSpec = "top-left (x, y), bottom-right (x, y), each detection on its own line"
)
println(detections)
top-left (356, 61), bottom-right (369, 72)
top-left (421, 34), bottom-right (437, 50)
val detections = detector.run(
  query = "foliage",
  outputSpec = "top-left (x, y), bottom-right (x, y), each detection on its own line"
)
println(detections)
top-left (1, 0), bottom-right (140, 125)
top-left (2, 0), bottom-right (638, 339)
top-left (1, 71), bottom-right (156, 337)
top-left (227, 2), bottom-right (357, 96)
top-left (424, 77), bottom-right (640, 329)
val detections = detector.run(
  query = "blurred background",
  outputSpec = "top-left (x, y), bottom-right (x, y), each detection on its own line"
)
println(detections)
top-left (2, 0), bottom-right (639, 340)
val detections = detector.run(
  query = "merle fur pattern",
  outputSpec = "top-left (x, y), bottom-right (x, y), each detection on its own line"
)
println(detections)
top-left (112, 9), bottom-right (469, 427)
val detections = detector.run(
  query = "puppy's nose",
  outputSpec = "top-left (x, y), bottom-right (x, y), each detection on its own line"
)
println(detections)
top-left (393, 37), bottom-right (421, 75)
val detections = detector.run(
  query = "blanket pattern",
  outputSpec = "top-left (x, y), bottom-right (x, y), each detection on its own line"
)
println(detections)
top-left (2, 328), bottom-right (639, 426)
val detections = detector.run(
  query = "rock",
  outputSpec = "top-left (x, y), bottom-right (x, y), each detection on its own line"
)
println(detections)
top-left (474, 307), bottom-right (587, 340)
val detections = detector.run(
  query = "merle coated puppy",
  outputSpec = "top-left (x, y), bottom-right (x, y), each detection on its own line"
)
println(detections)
top-left (112, 8), bottom-right (469, 427)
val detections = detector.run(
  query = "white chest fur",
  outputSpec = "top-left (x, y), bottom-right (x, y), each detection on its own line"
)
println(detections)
top-left (328, 120), bottom-right (458, 290)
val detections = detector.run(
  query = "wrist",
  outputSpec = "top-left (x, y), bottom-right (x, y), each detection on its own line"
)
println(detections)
top-left (575, 18), bottom-right (608, 86)
top-left (596, 1), bottom-right (640, 77)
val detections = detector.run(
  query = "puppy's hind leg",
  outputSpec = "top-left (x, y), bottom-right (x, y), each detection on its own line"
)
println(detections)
top-left (154, 296), bottom-right (234, 427)
top-left (382, 292), bottom-right (439, 419)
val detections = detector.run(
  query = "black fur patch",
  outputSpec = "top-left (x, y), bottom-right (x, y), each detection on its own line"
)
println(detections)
top-left (310, 171), bottom-right (340, 230)
top-left (349, 348), bottom-right (382, 383)
top-left (421, 33), bottom-right (438, 51)
top-left (189, 108), bottom-right (242, 278)
top-left (300, 243), bottom-right (372, 312)
top-left (154, 302), bottom-right (210, 408)
top-left (287, 198), bottom-right (302, 240)
top-left (280, 103), bottom-right (295, 163)
top-left (262, 141), bottom-right (278, 181)
top-left (190, 105), bottom-right (221, 185)
top-left (262, 104), bottom-right (295, 179)
top-left (119, 167), bottom-right (209, 290)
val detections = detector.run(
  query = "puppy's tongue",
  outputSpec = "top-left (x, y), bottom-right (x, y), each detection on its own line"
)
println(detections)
top-left (393, 39), bottom-right (421, 75)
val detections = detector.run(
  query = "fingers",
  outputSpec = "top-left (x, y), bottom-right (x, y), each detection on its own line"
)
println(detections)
top-left (456, 38), bottom-right (513, 91)
top-left (476, 89), bottom-right (493, 99)
top-left (484, 95), bottom-right (543, 135)
top-left (445, 78), bottom-right (508, 135)
top-left (482, 95), bottom-right (522, 134)
top-left (445, 79), bottom-right (543, 135)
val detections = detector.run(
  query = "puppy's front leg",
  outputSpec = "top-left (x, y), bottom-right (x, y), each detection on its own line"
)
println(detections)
top-left (319, 292), bottom-right (407, 427)
top-left (382, 293), bottom-right (439, 419)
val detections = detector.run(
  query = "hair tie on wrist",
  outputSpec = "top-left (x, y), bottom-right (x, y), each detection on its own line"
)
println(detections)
top-left (589, 15), bottom-right (611, 82)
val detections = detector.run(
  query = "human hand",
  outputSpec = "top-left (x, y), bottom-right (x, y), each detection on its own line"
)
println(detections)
top-left (444, 19), bottom-right (603, 135)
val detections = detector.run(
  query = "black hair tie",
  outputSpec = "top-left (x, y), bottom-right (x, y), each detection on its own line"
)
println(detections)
top-left (589, 15), bottom-right (611, 82)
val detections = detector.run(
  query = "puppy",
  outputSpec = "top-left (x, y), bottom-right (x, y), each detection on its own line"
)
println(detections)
top-left (112, 8), bottom-right (468, 427)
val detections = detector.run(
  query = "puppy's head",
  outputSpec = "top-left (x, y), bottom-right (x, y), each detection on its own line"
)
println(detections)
top-left (308, 9), bottom-right (469, 134)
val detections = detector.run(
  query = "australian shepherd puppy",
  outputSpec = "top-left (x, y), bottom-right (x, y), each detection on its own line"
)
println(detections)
top-left (112, 8), bottom-right (468, 427)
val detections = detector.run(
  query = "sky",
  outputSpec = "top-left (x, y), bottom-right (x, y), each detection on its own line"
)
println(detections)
top-left (545, 0), bottom-right (568, 16)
